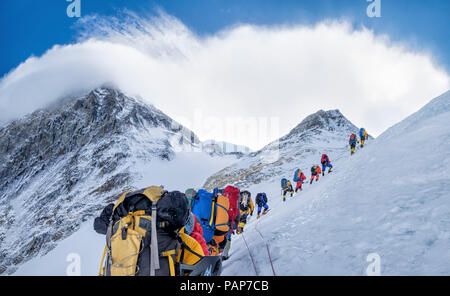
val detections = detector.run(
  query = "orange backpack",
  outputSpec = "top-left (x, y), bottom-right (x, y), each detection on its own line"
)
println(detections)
top-left (211, 194), bottom-right (229, 245)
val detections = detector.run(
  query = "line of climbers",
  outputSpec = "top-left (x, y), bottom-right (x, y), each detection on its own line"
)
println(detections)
top-left (349, 127), bottom-right (369, 155)
top-left (92, 128), bottom-right (369, 277)
top-left (94, 185), bottom-right (270, 277)
top-left (280, 153), bottom-right (333, 201)
top-left (280, 127), bottom-right (368, 201)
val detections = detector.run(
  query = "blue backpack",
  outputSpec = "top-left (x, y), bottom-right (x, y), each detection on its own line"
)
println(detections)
top-left (359, 128), bottom-right (365, 138)
top-left (192, 189), bottom-right (215, 243)
top-left (293, 169), bottom-right (301, 182)
top-left (281, 178), bottom-right (288, 188)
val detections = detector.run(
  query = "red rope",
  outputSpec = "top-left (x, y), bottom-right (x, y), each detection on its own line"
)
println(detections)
top-left (242, 233), bottom-right (259, 276)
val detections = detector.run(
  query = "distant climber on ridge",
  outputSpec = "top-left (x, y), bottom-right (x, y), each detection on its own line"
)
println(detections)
top-left (359, 128), bottom-right (368, 148)
top-left (281, 178), bottom-right (294, 202)
top-left (310, 165), bottom-right (321, 184)
top-left (293, 169), bottom-right (306, 193)
top-left (349, 133), bottom-right (359, 155)
top-left (320, 154), bottom-right (333, 176)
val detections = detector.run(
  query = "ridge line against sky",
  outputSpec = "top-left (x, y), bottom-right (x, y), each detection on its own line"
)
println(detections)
top-left (1, 1), bottom-right (450, 150)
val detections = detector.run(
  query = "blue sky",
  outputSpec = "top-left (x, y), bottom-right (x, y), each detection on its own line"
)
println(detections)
top-left (1, 0), bottom-right (450, 78)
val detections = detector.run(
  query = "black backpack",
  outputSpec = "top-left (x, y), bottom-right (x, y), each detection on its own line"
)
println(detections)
top-left (256, 193), bottom-right (267, 206)
top-left (100, 187), bottom-right (189, 276)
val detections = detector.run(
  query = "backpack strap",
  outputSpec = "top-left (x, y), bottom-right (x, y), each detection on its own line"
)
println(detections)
top-left (209, 199), bottom-right (216, 227)
top-left (216, 203), bottom-right (228, 212)
top-left (178, 237), bottom-right (204, 260)
top-left (150, 203), bottom-right (159, 276)
top-left (161, 249), bottom-right (177, 276)
top-left (104, 220), bottom-right (113, 276)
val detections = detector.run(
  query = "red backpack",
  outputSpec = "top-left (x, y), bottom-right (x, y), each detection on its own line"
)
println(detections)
top-left (224, 186), bottom-right (240, 231)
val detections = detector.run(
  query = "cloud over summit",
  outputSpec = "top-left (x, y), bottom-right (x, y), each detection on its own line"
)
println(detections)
top-left (1, 11), bottom-right (449, 149)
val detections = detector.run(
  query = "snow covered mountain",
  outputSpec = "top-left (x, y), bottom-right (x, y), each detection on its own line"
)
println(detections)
top-left (203, 109), bottom-right (362, 190)
top-left (0, 88), bottom-right (240, 275)
top-left (221, 91), bottom-right (450, 275)
top-left (6, 87), bottom-right (449, 276)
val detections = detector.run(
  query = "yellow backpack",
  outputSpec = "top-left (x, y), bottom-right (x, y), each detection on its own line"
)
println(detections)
top-left (98, 186), bottom-right (222, 276)
top-left (99, 187), bottom-right (185, 276)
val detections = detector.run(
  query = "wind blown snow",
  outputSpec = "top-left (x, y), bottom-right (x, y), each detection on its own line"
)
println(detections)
top-left (1, 11), bottom-right (449, 150)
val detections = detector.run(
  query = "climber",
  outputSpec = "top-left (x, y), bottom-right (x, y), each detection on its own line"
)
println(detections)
top-left (183, 210), bottom-right (210, 256)
top-left (255, 193), bottom-right (270, 219)
top-left (349, 133), bottom-right (359, 155)
top-left (236, 190), bottom-right (254, 234)
top-left (293, 169), bottom-right (307, 193)
top-left (185, 188), bottom-right (197, 210)
top-left (359, 128), bottom-right (369, 148)
top-left (320, 154), bottom-right (333, 176)
top-left (192, 188), bottom-right (229, 258)
top-left (310, 165), bottom-right (321, 184)
top-left (281, 178), bottom-right (294, 202)
top-left (94, 186), bottom-right (222, 276)
top-left (224, 185), bottom-right (240, 235)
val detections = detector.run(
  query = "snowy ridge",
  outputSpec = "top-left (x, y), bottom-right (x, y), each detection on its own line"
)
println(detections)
top-left (203, 109), bottom-right (361, 190)
top-left (222, 91), bottom-right (450, 275)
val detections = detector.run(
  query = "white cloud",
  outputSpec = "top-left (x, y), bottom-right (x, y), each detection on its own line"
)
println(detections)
top-left (1, 12), bottom-right (449, 150)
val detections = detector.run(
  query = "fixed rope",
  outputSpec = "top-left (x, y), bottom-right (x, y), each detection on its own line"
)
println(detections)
top-left (241, 232), bottom-right (259, 276)
top-left (255, 218), bottom-right (277, 276)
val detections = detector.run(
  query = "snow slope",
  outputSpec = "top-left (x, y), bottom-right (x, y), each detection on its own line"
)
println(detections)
top-left (222, 91), bottom-right (450, 275)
